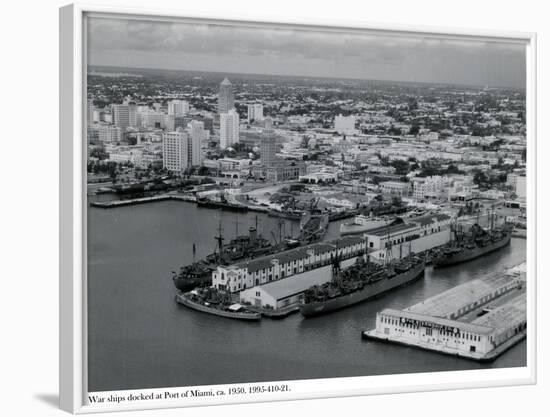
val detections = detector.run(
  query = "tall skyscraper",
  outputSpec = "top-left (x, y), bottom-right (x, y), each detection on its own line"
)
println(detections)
top-left (260, 117), bottom-right (277, 167)
top-left (168, 100), bottom-right (190, 116)
top-left (219, 109), bottom-right (239, 149)
top-left (188, 120), bottom-right (206, 166)
top-left (218, 78), bottom-right (235, 113)
top-left (113, 103), bottom-right (136, 129)
top-left (162, 128), bottom-right (189, 172)
top-left (247, 103), bottom-right (264, 123)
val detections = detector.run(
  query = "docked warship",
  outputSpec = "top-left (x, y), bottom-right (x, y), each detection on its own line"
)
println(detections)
top-left (172, 213), bottom-right (329, 292)
top-left (299, 243), bottom-right (425, 318)
top-left (172, 223), bottom-right (272, 292)
top-left (432, 215), bottom-right (512, 268)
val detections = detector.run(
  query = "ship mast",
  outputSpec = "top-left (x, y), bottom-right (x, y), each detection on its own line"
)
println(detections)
top-left (215, 215), bottom-right (224, 263)
top-left (331, 241), bottom-right (341, 284)
top-left (385, 225), bottom-right (394, 268)
top-left (364, 234), bottom-right (370, 265)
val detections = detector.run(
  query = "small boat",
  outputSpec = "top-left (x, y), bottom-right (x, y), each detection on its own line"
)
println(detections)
top-left (176, 288), bottom-right (261, 321)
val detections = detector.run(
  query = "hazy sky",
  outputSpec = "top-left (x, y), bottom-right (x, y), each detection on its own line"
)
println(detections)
top-left (87, 16), bottom-right (526, 88)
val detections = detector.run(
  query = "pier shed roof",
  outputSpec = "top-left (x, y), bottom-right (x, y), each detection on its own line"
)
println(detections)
top-left (407, 274), bottom-right (518, 318)
top-left (229, 235), bottom-right (365, 273)
top-left (235, 248), bottom-right (310, 273)
top-left (472, 293), bottom-right (526, 331)
top-left (366, 223), bottom-right (418, 237)
top-left (253, 267), bottom-right (331, 301)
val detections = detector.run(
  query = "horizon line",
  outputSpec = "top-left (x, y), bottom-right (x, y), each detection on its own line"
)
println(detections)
top-left (88, 64), bottom-right (526, 91)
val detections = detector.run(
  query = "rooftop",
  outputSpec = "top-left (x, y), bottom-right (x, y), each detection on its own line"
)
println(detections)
top-left (407, 273), bottom-right (518, 318)
top-left (252, 266), bottom-right (331, 300)
top-left (230, 235), bottom-right (365, 273)
top-left (472, 293), bottom-right (526, 331)
top-left (366, 222), bottom-right (418, 237)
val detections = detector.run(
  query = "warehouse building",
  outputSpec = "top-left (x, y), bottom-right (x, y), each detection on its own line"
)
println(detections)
top-left (239, 264), bottom-right (333, 310)
top-left (212, 235), bottom-right (366, 293)
top-left (363, 264), bottom-right (526, 360)
top-left (365, 213), bottom-right (452, 261)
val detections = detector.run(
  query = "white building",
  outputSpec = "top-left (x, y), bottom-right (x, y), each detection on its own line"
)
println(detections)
top-left (216, 157), bottom-right (252, 171)
top-left (220, 109), bottom-right (240, 149)
top-left (365, 213), bottom-right (452, 262)
top-left (412, 176), bottom-right (451, 200)
top-left (212, 236), bottom-right (367, 293)
top-left (247, 103), bottom-right (264, 123)
top-left (507, 173), bottom-right (526, 198)
top-left (98, 124), bottom-right (122, 143)
top-left (239, 265), bottom-right (333, 310)
top-left (167, 100), bottom-right (189, 116)
top-left (162, 129), bottom-right (189, 172)
top-left (379, 181), bottom-right (411, 196)
top-left (218, 78), bottom-right (235, 113)
top-left (188, 120), bottom-right (206, 166)
top-left (366, 270), bottom-right (525, 360)
top-left (334, 114), bottom-right (356, 135)
top-left (137, 109), bottom-right (168, 129)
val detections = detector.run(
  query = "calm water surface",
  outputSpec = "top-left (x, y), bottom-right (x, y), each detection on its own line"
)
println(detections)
top-left (88, 200), bottom-right (527, 392)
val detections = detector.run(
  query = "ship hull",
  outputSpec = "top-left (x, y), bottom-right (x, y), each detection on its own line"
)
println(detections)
top-left (173, 274), bottom-right (211, 292)
top-left (176, 294), bottom-right (261, 321)
top-left (299, 262), bottom-right (425, 317)
top-left (197, 200), bottom-right (248, 212)
top-left (432, 233), bottom-right (512, 268)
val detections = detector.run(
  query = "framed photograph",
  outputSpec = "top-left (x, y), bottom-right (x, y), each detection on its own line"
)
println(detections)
top-left (59, 3), bottom-right (537, 413)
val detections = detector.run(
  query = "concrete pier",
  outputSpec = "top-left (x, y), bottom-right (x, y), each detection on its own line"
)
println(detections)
top-left (363, 263), bottom-right (527, 361)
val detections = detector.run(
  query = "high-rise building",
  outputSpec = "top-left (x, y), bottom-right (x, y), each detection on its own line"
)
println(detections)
top-left (220, 109), bottom-right (240, 149)
top-left (112, 104), bottom-right (136, 129)
top-left (260, 117), bottom-right (277, 167)
top-left (168, 100), bottom-right (190, 116)
top-left (247, 103), bottom-right (264, 123)
top-left (162, 128), bottom-right (189, 172)
top-left (188, 120), bottom-right (206, 166)
top-left (218, 78), bottom-right (235, 113)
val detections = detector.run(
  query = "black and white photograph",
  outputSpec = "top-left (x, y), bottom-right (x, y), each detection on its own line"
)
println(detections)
top-left (84, 12), bottom-right (529, 394)
top-left (4, 0), bottom-right (549, 416)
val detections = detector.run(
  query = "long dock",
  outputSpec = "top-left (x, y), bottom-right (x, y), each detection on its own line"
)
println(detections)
top-left (90, 194), bottom-right (196, 208)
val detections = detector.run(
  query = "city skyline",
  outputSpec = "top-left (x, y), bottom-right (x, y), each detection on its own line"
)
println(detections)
top-left (87, 17), bottom-right (527, 89)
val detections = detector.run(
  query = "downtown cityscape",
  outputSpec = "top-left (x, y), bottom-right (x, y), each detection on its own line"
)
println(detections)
top-left (85, 19), bottom-right (528, 392)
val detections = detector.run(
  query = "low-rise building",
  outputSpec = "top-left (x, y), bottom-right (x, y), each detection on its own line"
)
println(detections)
top-left (379, 181), bottom-right (411, 196)
top-left (365, 213), bottom-right (452, 261)
top-left (212, 236), bottom-right (367, 293)
top-left (239, 265), bottom-right (333, 310)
